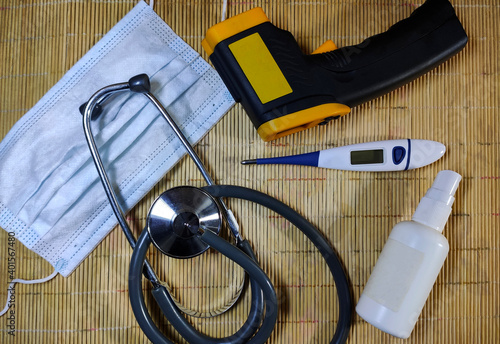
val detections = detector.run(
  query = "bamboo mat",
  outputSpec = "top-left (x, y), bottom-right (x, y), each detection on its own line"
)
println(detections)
top-left (0, 0), bottom-right (498, 343)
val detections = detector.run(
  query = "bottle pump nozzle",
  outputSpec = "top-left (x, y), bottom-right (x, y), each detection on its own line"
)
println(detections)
top-left (412, 170), bottom-right (462, 232)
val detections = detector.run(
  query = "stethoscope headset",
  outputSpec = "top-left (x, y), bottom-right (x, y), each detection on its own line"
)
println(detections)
top-left (82, 74), bottom-right (352, 343)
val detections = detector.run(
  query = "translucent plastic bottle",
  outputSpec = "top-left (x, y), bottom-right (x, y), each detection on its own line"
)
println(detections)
top-left (356, 170), bottom-right (461, 338)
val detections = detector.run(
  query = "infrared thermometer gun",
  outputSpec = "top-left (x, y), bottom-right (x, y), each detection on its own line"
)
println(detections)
top-left (242, 140), bottom-right (446, 172)
top-left (202, 0), bottom-right (468, 141)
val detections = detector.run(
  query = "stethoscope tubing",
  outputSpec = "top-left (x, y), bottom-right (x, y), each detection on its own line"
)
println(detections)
top-left (129, 226), bottom-right (277, 344)
top-left (129, 185), bottom-right (352, 344)
top-left (203, 185), bottom-right (353, 344)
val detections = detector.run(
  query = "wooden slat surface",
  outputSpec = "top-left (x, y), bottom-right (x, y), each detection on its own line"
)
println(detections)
top-left (0, 0), bottom-right (498, 343)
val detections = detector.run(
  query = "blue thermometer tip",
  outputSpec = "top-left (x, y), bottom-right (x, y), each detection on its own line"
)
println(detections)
top-left (241, 151), bottom-right (320, 167)
top-left (241, 159), bottom-right (257, 165)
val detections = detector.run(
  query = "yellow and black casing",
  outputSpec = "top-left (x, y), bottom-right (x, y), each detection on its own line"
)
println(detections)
top-left (202, 0), bottom-right (467, 141)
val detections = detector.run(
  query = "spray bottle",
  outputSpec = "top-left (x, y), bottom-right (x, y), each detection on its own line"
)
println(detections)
top-left (356, 170), bottom-right (461, 338)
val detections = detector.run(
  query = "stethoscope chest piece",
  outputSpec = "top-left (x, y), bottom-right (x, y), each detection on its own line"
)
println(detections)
top-left (147, 186), bottom-right (222, 258)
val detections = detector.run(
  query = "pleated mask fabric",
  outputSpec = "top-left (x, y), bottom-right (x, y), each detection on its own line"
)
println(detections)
top-left (0, 1), bottom-right (234, 277)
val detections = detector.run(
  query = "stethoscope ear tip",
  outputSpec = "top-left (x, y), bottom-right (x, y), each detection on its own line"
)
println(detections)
top-left (79, 101), bottom-right (103, 120)
top-left (81, 74), bottom-right (149, 120)
top-left (128, 74), bottom-right (151, 94)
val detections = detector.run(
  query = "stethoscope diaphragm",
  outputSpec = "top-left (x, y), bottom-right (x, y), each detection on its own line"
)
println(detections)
top-left (147, 186), bottom-right (222, 259)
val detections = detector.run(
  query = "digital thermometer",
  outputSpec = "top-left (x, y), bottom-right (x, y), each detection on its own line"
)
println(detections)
top-left (241, 139), bottom-right (446, 171)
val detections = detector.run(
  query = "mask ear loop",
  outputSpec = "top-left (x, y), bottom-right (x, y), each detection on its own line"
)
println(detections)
top-left (148, 0), bottom-right (154, 10)
top-left (221, 0), bottom-right (228, 21)
top-left (0, 269), bottom-right (58, 317)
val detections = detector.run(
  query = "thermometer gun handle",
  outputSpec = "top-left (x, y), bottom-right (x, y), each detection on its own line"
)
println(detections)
top-left (203, 0), bottom-right (467, 141)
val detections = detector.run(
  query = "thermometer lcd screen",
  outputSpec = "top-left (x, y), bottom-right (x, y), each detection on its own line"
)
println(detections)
top-left (350, 149), bottom-right (384, 165)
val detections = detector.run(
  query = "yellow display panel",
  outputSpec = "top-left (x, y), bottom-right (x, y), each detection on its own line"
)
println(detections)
top-left (229, 33), bottom-right (293, 104)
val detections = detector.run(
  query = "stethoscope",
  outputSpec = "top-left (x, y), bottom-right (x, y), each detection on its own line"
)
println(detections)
top-left (82, 74), bottom-right (352, 344)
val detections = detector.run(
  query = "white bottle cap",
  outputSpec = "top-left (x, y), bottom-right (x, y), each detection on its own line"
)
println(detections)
top-left (412, 170), bottom-right (462, 232)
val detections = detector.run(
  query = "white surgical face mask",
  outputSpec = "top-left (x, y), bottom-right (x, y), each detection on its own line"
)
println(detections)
top-left (0, 1), bottom-right (234, 278)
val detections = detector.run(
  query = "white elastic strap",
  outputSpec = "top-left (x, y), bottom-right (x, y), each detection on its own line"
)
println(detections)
top-left (221, 0), bottom-right (228, 21)
top-left (149, 0), bottom-right (154, 9)
top-left (0, 269), bottom-right (58, 316)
